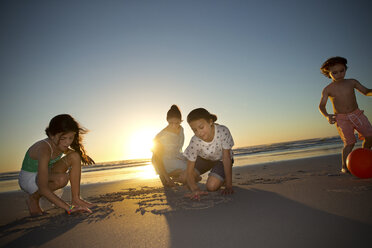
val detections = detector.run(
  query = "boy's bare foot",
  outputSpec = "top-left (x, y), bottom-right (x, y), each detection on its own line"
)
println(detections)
top-left (327, 168), bottom-right (351, 177)
top-left (72, 198), bottom-right (95, 208)
top-left (26, 195), bottom-right (43, 216)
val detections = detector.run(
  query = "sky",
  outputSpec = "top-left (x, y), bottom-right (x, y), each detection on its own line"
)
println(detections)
top-left (0, 0), bottom-right (371, 173)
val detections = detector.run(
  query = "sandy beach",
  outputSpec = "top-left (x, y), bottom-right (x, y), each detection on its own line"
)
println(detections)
top-left (1, 154), bottom-right (372, 248)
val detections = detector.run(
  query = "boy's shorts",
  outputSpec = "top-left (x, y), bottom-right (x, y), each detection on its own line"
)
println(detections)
top-left (335, 109), bottom-right (372, 145)
top-left (18, 170), bottom-right (38, 194)
top-left (194, 156), bottom-right (234, 182)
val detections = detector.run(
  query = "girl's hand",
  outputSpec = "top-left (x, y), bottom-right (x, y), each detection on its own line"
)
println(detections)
top-left (164, 177), bottom-right (177, 187)
top-left (174, 171), bottom-right (187, 184)
top-left (221, 186), bottom-right (234, 195)
top-left (67, 205), bottom-right (92, 215)
top-left (184, 190), bottom-right (208, 201)
top-left (160, 174), bottom-right (177, 187)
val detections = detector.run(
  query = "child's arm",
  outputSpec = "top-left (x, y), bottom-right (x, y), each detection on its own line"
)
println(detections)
top-left (152, 140), bottom-right (175, 186)
top-left (153, 156), bottom-right (176, 187)
top-left (319, 88), bottom-right (336, 124)
top-left (186, 160), bottom-right (199, 192)
top-left (185, 160), bottom-right (207, 200)
top-left (353, 79), bottom-right (372, 96)
top-left (221, 149), bottom-right (234, 195)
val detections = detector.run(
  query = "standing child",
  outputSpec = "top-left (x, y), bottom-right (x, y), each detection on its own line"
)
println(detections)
top-left (319, 56), bottom-right (372, 173)
top-left (184, 108), bottom-right (234, 200)
top-left (18, 114), bottom-right (95, 216)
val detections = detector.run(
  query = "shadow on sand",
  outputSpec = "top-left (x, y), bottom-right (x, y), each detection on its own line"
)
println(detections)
top-left (114, 183), bottom-right (372, 248)
top-left (0, 190), bottom-right (112, 248)
top-left (161, 186), bottom-right (372, 248)
top-left (1, 183), bottom-right (372, 248)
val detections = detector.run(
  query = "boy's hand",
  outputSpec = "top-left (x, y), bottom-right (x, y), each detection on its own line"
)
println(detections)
top-left (327, 115), bottom-right (336, 124)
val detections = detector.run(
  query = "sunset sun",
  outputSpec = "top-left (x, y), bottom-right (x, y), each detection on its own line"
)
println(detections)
top-left (127, 128), bottom-right (157, 160)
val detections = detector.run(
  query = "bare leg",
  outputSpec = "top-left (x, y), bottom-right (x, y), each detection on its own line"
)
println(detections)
top-left (67, 153), bottom-right (95, 208)
top-left (158, 174), bottom-right (169, 187)
top-left (168, 169), bottom-right (184, 184)
top-left (341, 144), bottom-right (354, 173)
top-left (52, 153), bottom-right (94, 208)
top-left (176, 170), bottom-right (201, 185)
top-left (27, 192), bottom-right (43, 216)
top-left (152, 153), bottom-right (177, 187)
top-left (26, 174), bottom-right (68, 216)
top-left (206, 175), bottom-right (223, 192)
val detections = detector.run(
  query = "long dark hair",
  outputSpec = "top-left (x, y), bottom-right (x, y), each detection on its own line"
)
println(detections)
top-left (45, 114), bottom-right (94, 165)
top-left (187, 108), bottom-right (217, 123)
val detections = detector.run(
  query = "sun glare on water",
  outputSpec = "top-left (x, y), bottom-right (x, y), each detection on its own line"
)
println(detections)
top-left (137, 163), bottom-right (158, 179)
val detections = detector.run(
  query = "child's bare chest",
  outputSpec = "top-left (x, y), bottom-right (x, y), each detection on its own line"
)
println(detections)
top-left (328, 83), bottom-right (354, 99)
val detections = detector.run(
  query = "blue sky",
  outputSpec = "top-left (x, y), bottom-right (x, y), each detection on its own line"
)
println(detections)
top-left (0, 0), bottom-right (371, 172)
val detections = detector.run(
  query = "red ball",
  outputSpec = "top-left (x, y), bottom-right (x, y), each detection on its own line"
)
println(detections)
top-left (346, 148), bottom-right (372, 179)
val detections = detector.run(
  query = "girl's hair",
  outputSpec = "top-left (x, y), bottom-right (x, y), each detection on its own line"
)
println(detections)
top-left (45, 114), bottom-right (93, 165)
top-left (320, 56), bottom-right (348, 78)
top-left (167, 104), bottom-right (182, 120)
top-left (187, 108), bottom-right (217, 123)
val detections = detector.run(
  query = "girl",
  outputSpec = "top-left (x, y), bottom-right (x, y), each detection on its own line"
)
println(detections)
top-left (18, 114), bottom-right (95, 216)
top-left (152, 105), bottom-right (189, 187)
top-left (184, 108), bottom-right (234, 200)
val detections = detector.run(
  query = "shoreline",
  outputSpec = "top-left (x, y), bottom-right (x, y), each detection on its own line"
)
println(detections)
top-left (1, 135), bottom-right (360, 193)
top-left (1, 153), bottom-right (372, 247)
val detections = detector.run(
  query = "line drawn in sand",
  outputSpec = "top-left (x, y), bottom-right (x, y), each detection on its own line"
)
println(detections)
top-left (88, 186), bottom-right (232, 216)
top-left (135, 188), bottom-right (232, 215)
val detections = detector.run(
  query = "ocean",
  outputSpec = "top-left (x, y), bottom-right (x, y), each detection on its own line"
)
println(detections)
top-left (0, 136), bottom-right (362, 193)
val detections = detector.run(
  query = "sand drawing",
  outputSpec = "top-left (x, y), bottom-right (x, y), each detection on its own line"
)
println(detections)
top-left (135, 187), bottom-right (232, 215)
top-left (88, 186), bottom-right (232, 215)
top-left (1, 185), bottom-right (233, 240)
